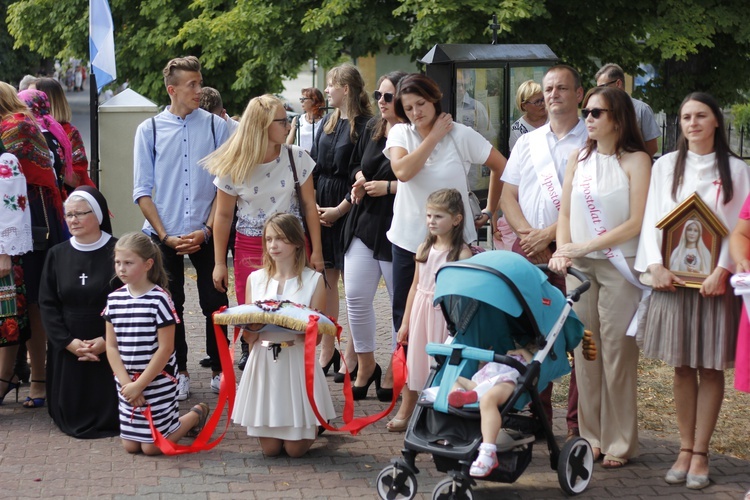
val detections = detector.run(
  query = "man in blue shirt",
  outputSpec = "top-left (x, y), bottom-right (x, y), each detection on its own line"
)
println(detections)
top-left (133, 56), bottom-right (228, 400)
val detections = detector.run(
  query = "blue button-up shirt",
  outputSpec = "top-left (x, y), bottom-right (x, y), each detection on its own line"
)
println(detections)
top-left (133, 107), bottom-right (228, 236)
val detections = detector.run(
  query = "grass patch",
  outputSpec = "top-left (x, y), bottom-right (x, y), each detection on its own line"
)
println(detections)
top-left (552, 356), bottom-right (750, 460)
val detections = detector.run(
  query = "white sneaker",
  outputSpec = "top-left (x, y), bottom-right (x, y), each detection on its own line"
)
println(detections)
top-left (176, 374), bottom-right (190, 401)
top-left (210, 375), bottom-right (221, 394)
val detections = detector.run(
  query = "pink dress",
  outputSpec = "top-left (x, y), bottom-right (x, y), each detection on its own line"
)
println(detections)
top-left (736, 195), bottom-right (750, 393)
top-left (406, 247), bottom-right (450, 391)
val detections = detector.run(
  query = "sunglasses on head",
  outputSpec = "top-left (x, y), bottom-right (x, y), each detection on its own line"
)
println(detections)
top-left (581, 108), bottom-right (610, 119)
top-left (373, 91), bottom-right (394, 103)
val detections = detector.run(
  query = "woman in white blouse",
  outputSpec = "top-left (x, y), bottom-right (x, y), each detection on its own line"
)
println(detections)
top-left (549, 86), bottom-right (650, 468)
top-left (635, 92), bottom-right (750, 490)
top-left (383, 73), bottom-right (506, 431)
top-left (205, 94), bottom-right (324, 303)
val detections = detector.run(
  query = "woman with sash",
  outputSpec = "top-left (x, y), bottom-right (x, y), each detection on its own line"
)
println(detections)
top-left (635, 92), bottom-right (750, 489)
top-left (549, 86), bottom-right (650, 468)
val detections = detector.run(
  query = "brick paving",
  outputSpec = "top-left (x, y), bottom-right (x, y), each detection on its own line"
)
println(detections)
top-left (1, 262), bottom-right (749, 499)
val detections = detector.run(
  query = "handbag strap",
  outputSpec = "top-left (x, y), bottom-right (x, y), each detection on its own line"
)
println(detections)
top-left (286, 146), bottom-right (330, 288)
top-left (287, 146), bottom-right (309, 235)
top-left (446, 131), bottom-right (474, 196)
top-left (39, 186), bottom-right (50, 239)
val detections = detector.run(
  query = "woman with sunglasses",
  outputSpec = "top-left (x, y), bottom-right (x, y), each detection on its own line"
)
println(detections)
top-left (384, 73), bottom-right (506, 431)
top-left (341, 71), bottom-right (407, 401)
top-left (549, 86), bottom-right (650, 468)
top-left (205, 94), bottom-right (323, 313)
top-left (287, 88), bottom-right (325, 153)
top-left (311, 64), bottom-right (372, 380)
top-left (635, 92), bottom-right (750, 489)
top-left (509, 80), bottom-right (547, 151)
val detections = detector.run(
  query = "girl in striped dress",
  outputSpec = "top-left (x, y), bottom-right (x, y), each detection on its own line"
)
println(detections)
top-left (104, 232), bottom-right (209, 455)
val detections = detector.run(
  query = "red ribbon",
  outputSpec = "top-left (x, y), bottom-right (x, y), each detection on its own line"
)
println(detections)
top-left (145, 306), bottom-right (236, 455)
top-left (144, 306), bottom-right (407, 452)
top-left (304, 315), bottom-right (408, 435)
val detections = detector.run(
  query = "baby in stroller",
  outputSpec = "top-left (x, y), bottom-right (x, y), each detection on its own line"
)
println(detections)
top-left (447, 349), bottom-right (534, 477)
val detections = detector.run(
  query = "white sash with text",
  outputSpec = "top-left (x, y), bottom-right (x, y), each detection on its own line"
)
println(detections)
top-left (529, 131), bottom-right (563, 219)
top-left (577, 153), bottom-right (649, 337)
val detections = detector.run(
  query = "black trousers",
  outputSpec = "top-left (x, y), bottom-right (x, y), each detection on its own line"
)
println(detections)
top-left (391, 244), bottom-right (416, 333)
top-left (155, 236), bottom-right (228, 372)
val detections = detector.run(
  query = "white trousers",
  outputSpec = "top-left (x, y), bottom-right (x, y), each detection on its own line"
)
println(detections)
top-left (343, 237), bottom-right (395, 353)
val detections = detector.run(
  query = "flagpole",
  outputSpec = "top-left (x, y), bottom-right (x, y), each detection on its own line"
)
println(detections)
top-left (89, 72), bottom-right (100, 188)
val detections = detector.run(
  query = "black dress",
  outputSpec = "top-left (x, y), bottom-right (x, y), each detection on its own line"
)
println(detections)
top-left (312, 114), bottom-right (369, 269)
top-left (40, 237), bottom-right (121, 438)
top-left (342, 119), bottom-right (397, 262)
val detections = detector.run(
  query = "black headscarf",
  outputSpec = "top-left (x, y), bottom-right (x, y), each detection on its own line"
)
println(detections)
top-left (70, 185), bottom-right (113, 235)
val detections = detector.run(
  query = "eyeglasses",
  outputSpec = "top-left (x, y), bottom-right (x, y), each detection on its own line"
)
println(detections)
top-left (581, 108), bottom-right (610, 119)
top-left (299, 97), bottom-right (311, 103)
top-left (597, 79), bottom-right (618, 88)
top-left (373, 91), bottom-right (394, 103)
top-left (65, 210), bottom-right (93, 220)
top-left (523, 98), bottom-right (545, 107)
top-left (272, 118), bottom-right (290, 125)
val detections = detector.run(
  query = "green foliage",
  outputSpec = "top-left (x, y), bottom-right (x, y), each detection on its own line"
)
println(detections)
top-left (5, 0), bottom-right (750, 118)
top-left (0, 0), bottom-right (46, 85)
top-left (732, 103), bottom-right (750, 137)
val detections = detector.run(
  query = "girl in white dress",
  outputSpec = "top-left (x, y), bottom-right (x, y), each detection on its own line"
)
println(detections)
top-left (232, 213), bottom-right (335, 457)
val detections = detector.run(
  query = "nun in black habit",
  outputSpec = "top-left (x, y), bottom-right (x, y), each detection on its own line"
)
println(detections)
top-left (40, 186), bottom-right (121, 438)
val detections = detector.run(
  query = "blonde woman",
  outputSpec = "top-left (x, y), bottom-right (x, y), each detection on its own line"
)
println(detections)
top-left (311, 64), bottom-right (372, 377)
top-left (508, 80), bottom-right (547, 151)
top-left (205, 94), bottom-right (323, 308)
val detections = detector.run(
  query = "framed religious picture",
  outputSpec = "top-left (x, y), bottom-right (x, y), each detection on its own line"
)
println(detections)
top-left (656, 192), bottom-right (728, 288)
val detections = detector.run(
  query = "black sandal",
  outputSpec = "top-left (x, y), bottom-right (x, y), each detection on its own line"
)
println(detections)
top-left (186, 402), bottom-right (210, 438)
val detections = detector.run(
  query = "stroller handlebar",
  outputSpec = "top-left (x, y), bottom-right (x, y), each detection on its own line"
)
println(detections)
top-left (536, 265), bottom-right (590, 302)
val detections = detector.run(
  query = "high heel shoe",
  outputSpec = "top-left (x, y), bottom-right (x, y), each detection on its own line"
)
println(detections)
top-left (333, 364), bottom-right (357, 383)
top-left (320, 349), bottom-right (340, 376)
top-left (0, 377), bottom-right (20, 405)
top-left (376, 386), bottom-right (394, 402)
top-left (352, 364), bottom-right (381, 400)
top-left (22, 379), bottom-right (46, 409)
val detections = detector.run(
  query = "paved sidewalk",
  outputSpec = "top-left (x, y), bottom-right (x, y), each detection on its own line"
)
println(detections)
top-left (1, 264), bottom-right (749, 499)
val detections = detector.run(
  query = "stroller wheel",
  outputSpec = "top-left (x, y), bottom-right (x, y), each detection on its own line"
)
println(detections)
top-left (376, 464), bottom-right (418, 500)
top-left (557, 437), bottom-right (594, 495)
top-left (432, 477), bottom-right (473, 500)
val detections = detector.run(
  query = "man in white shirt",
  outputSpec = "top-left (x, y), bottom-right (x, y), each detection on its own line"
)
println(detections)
top-left (500, 64), bottom-right (587, 438)
top-left (595, 63), bottom-right (660, 158)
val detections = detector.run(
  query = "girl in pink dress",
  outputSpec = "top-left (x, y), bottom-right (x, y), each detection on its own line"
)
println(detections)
top-left (729, 193), bottom-right (750, 393)
top-left (386, 188), bottom-right (472, 431)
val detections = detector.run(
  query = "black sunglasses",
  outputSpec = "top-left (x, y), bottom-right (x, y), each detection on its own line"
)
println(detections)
top-left (597, 79), bottom-right (619, 88)
top-left (581, 108), bottom-right (610, 119)
top-left (373, 91), bottom-right (394, 103)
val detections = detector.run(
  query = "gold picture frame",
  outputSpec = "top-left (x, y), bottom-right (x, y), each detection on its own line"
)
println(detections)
top-left (656, 192), bottom-right (728, 288)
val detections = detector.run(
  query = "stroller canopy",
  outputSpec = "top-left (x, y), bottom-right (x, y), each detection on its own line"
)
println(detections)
top-left (433, 250), bottom-right (583, 388)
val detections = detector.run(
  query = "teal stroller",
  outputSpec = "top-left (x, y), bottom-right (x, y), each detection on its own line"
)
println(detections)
top-left (375, 251), bottom-right (594, 499)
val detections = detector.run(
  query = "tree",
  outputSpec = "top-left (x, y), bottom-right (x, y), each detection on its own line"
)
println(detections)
top-left (7, 0), bottom-right (750, 131)
top-left (0, 0), bottom-right (46, 86)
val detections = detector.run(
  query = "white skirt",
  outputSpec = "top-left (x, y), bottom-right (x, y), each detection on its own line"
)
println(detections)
top-left (232, 333), bottom-right (336, 440)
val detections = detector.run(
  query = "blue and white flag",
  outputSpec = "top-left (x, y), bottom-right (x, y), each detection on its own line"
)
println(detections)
top-left (89, 0), bottom-right (116, 92)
